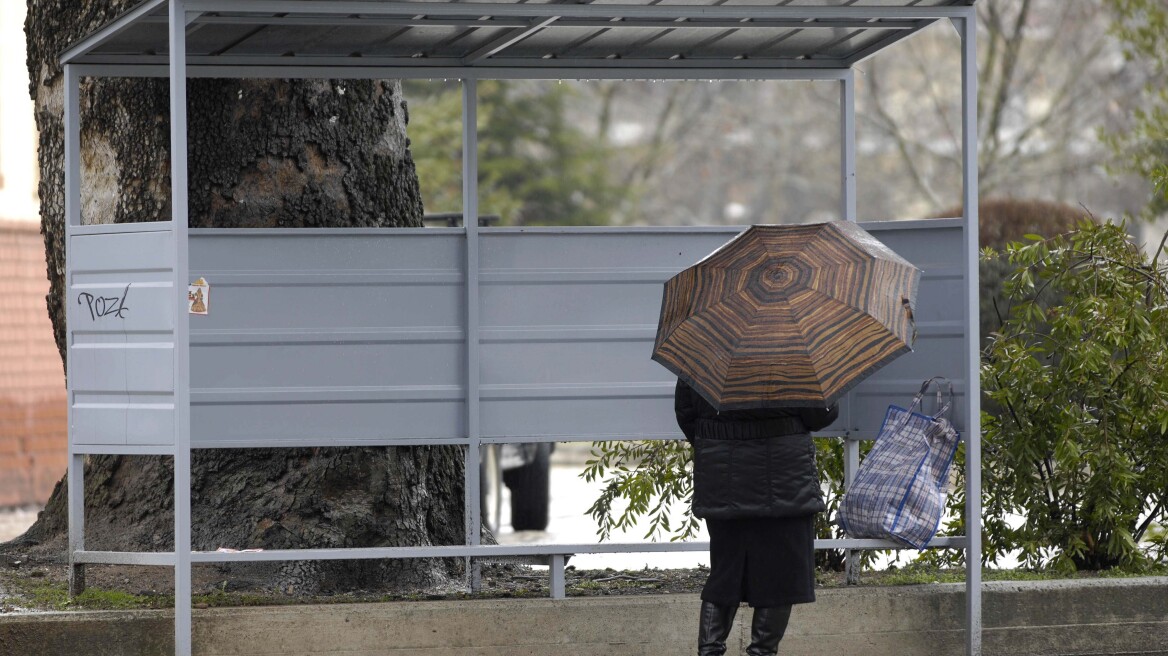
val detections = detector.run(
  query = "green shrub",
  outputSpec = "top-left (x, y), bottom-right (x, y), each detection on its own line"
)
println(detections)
top-left (582, 436), bottom-right (874, 570)
top-left (979, 220), bottom-right (1168, 570)
top-left (583, 439), bottom-right (698, 542)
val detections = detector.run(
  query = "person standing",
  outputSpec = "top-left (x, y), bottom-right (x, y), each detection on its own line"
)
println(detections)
top-left (675, 379), bottom-right (838, 656)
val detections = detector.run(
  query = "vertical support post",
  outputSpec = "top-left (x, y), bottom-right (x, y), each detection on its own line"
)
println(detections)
top-left (840, 71), bottom-right (857, 223)
top-left (63, 63), bottom-right (86, 597)
top-left (843, 437), bottom-right (860, 585)
top-left (840, 69), bottom-right (860, 584)
top-left (169, 2), bottom-right (194, 655)
top-left (462, 78), bottom-right (483, 593)
top-left (549, 555), bottom-right (566, 599)
top-left (63, 64), bottom-right (82, 230)
top-left (956, 12), bottom-right (983, 656)
top-left (67, 452), bottom-right (86, 595)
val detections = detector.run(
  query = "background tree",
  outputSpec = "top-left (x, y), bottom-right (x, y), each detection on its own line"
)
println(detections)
top-left (404, 2), bottom-right (1156, 230)
top-left (17, 0), bottom-right (466, 593)
top-left (509, 1), bottom-right (1152, 228)
top-left (857, 0), bottom-right (1151, 220)
top-left (406, 80), bottom-right (629, 226)
top-left (1104, 0), bottom-right (1168, 216)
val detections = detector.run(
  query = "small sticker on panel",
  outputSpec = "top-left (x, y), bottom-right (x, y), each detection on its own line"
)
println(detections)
top-left (188, 278), bottom-right (209, 315)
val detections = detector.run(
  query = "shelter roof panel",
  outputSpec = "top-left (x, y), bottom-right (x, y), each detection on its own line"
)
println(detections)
top-left (361, 26), bottom-right (508, 59)
top-left (63, 0), bottom-right (977, 73)
top-left (90, 22), bottom-right (167, 56)
top-left (739, 27), bottom-right (866, 60)
top-left (186, 25), bottom-right (274, 57)
top-left (815, 27), bottom-right (902, 59)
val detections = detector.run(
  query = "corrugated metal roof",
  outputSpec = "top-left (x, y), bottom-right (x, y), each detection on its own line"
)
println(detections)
top-left (62, 0), bottom-right (976, 74)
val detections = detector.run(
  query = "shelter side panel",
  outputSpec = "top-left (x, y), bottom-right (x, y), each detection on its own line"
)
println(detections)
top-left (846, 222), bottom-right (967, 438)
top-left (68, 230), bottom-right (176, 446)
top-left (477, 224), bottom-right (966, 441)
top-left (187, 231), bottom-right (466, 447)
top-left (478, 230), bottom-right (733, 440)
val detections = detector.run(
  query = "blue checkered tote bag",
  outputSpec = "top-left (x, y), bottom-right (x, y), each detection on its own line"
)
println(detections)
top-left (837, 378), bottom-right (960, 549)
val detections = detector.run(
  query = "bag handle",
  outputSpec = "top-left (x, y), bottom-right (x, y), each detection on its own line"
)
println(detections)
top-left (906, 376), bottom-right (954, 420)
top-left (902, 297), bottom-right (918, 348)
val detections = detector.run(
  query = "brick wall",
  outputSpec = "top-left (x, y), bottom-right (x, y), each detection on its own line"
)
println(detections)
top-left (0, 220), bottom-right (66, 508)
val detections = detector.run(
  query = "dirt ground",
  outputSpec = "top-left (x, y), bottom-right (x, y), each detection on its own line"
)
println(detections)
top-left (0, 506), bottom-right (710, 610)
top-left (6, 538), bottom-right (1162, 615)
top-left (0, 544), bottom-right (717, 612)
top-left (0, 506), bottom-right (717, 610)
top-left (5, 508), bottom-right (1153, 614)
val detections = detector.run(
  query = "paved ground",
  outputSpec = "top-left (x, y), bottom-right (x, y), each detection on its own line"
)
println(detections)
top-left (496, 446), bottom-right (711, 571)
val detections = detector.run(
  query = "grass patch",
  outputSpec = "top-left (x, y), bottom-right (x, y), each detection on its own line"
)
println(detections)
top-left (10, 580), bottom-right (172, 611)
top-left (866, 568), bottom-right (1054, 586)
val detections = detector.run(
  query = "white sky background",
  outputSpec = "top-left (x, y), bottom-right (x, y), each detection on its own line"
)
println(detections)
top-left (0, 0), bottom-right (39, 223)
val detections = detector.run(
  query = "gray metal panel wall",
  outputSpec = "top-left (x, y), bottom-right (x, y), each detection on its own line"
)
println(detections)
top-left (478, 222), bottom-right (965, 443)
top-left (68, 230), bottom-right (176, 446)
top-left (478, 228), bottom-right (736, 441)
top-left (183, 221), bottom-right (963, 448)
top-left (841, 221), bottom-right (967, 438)
top-left (187, 229), bottom-right (466, 448)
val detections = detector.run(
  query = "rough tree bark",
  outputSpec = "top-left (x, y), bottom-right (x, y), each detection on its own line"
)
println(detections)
top-left (18, 0), bottom-right (467, 593)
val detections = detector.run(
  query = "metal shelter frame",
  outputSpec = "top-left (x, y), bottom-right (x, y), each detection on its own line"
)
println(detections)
top-left (60, 2), bottom-right (981, 654)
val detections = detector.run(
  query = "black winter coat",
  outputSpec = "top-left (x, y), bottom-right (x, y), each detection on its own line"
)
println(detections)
top-left (675, 380), bottom-right (839, 520)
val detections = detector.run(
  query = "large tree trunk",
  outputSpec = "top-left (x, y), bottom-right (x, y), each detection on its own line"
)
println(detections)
top-left (19, 0), bottom-right (467, 593)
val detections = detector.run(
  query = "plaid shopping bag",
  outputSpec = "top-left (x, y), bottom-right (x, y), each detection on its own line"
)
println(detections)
top-left (837, 378), bottom-right (960, 549)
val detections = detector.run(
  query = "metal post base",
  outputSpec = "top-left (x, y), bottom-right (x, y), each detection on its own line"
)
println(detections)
top-left (469, 559), bottom-right (482, 593)
top-left (549, 554), bottom-right (566, 599)
top-left (845, 551), bottom-right (861, 585)
top-left (68, 563), bottom-right (86, 596)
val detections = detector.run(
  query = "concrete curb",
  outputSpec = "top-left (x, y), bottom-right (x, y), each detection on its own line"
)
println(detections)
top-left (2, 577), bottom-right (1166, 655)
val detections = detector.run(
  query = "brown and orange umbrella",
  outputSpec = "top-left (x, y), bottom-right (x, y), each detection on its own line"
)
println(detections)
top-left (652, 222), bottom-right (920, 410)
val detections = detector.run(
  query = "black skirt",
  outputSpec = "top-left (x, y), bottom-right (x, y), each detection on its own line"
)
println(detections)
top-left (701, 515), bottom-right (817, 607)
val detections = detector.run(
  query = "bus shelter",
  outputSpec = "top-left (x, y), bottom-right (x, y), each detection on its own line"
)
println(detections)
top-left (59, 2), bottom-right (982, 654)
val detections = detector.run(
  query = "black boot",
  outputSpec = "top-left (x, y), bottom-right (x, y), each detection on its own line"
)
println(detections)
top-left (745, 605), bottom-right (792, 656)
top-left (698, 600), bottom-right (738, 656)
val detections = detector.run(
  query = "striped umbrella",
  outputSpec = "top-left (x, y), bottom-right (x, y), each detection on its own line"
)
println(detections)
top-left (652, 222), bottom-right (920, 410)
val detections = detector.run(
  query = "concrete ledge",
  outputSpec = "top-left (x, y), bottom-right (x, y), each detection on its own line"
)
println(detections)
top-left (2, 577), bottom-right (1166, 655)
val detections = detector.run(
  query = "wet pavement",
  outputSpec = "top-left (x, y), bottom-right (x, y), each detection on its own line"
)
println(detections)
top-left (494, 455), bottom-right (711, 571)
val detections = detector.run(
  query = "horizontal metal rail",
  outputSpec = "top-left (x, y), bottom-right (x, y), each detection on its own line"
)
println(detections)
top-left (72, 535), bottom-right (970, 606)
top-left (72, 535), bottom-right (967, 566)
top-left (72, 444), bottom-right (178, 455)
top-left (69, 61), bottom-right (855, 80)
top-left (69, 221), bottom-right (174, 235)
top-left (74, 550), bottom-right (178, 566)
top-left (188, 537), bottom-right (969, 563)
top-left (179, 2), bottom-right (973, 21)
top-left (138, 14), bottom-right (925, 31)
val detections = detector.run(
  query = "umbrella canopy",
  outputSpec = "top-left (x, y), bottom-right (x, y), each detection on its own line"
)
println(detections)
top-left (652, 221), bottom-right (920, 410)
